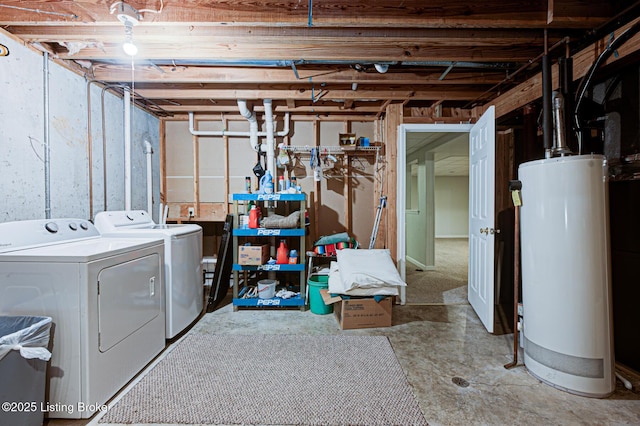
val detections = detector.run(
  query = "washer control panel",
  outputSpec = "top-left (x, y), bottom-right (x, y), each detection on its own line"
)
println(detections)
top-left (0, 218), bottom-right (100, 252)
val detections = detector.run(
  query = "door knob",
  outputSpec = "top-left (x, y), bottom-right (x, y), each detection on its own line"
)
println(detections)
top-left (480, 227), bottom-right (499, 235)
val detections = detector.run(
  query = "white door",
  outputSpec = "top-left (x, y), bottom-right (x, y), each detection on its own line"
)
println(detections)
top-left (468, 106), bottom-right (496, 333)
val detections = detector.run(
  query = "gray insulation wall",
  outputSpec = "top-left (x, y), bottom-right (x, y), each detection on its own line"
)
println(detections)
top-left (0, 32), bottom-right (160, 223)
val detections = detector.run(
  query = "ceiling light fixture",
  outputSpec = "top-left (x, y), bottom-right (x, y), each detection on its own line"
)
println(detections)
top-left (374, 63), bottom-right (389, 73)
top-left (110, 2), bottom-right (141, 56)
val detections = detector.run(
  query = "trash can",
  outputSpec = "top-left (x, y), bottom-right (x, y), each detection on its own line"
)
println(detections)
top-left (0, 316), bottom-right (52, 426)
top-left (308, 274), bottom-right (333, 315)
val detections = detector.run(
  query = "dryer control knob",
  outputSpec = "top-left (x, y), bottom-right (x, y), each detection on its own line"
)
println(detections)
top-left (68, 222), bottom-right (78, 231)
top-left (79, 222), bottom-right (88, 230)
top-left (45, 222), bottom-right (59, 233)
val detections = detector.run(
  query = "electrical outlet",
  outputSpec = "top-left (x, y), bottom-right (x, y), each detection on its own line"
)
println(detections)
top-left (188, 207), bottom-right (195, 217)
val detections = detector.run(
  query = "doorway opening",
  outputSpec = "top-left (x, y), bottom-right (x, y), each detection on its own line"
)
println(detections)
top-left (398, 127), bottom-right (471, 305)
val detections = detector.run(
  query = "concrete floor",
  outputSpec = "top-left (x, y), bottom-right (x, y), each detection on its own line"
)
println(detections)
top-left (47, 296), bottom-right (640, 426)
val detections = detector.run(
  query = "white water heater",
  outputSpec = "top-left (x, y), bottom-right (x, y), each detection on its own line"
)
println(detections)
top-left (519, 154), bottom-right (614, 398)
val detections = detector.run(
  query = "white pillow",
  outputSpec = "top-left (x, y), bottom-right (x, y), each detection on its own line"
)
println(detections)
top-left (336, 249), bottom-right (406, 290)
top-left (328, 260), bottom-right (399, 296)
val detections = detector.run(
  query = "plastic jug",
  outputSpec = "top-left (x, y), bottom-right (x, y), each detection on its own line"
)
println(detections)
top-left (276, 240), bottom-right (289, 264)
top-left (260, 170), bottom-right (274, 194)
top-left (249, 205), bottom-right (260, 228)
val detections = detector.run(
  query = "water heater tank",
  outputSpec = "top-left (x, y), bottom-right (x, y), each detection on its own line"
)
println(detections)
top-left (519, 154), bottom-right (614, 398)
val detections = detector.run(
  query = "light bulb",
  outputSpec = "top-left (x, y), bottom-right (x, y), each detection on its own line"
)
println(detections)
top-left (122, 20), bottom-right (137, 56)
top-left (123, 41), bottom-right (137, 56)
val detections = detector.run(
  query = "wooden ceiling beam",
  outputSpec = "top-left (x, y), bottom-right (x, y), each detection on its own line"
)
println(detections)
top-left (52, 43), bottom-right (542, 62)
top-left (7, 25), bottom-right (556, 43)
top-left (0, 0), bottom-right (615, 29)
top-left (135, 88), bottom-right (486, 101)
top-left (90, 65), bottom-right (507, 85)
top-left (156, 104), bottom-right (384, 113)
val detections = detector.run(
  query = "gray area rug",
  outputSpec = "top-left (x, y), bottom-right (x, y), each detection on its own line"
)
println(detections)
top-left (99, 334), bottom-right (427, 425)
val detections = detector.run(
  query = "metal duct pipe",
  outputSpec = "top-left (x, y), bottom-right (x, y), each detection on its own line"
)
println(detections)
top-left (100, 84), bottom-right (127, 213)
top-left (542, 54), bottom-right (553, 159)
top-left (558, 56), bottom-right (575, 152)
top-left (552, 92), bottom-right (572, 156)
top-left (43, 52), bottom-right (51, 219)
top-left (124, 86), bottom-right (132, 210)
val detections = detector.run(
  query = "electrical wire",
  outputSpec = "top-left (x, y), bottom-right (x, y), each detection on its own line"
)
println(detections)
top-left (139, 0), bottom-right (164, 14)
top-left (0, 4), bottom-right (78, 19)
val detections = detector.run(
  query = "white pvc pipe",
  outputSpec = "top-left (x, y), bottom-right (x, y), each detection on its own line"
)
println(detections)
top-left (237, 100), bottom-right (259, 151)
top-left (43, 52), bottom-right (51, 219)
top-left (264, 99), bottom-right (275, 177)
top-left (124, 87), bottom-right (132, 210)
top-left (144, 140), bottom-right (153, 216)
top-left (187, 107), bottom-right (290, 152)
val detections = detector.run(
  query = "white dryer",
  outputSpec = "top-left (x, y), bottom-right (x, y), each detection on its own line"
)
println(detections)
top-left (0, 218), bottom-right (165, 419)
top-left (94, 210), bottom-right (203, 338)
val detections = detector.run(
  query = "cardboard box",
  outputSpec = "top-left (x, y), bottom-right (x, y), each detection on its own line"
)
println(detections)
top-left (320, 289), bottom-right (393, 330)
top-left (238, 244), bottom-right (270, 265)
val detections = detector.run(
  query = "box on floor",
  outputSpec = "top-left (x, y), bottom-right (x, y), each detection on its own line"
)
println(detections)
top-left (320, 289), bottom-right (393, 330)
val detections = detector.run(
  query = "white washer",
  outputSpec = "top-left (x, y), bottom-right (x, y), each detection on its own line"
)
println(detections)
top-left (94, 210), bottom-right (203, 338)
top-left (0, 218), bottom-right (165, 419)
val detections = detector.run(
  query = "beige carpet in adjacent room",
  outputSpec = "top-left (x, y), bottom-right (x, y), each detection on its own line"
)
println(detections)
top-left (406, 238), bottom-right (468, 304)
top-left (99, 334), bottom-right (427, 426)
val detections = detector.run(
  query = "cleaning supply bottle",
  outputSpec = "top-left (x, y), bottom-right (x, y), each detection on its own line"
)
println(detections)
top-left (278, 175), bottom-right (285, 192)
top-left (249, 205), bottom-right (260, 229)
top-left (260, 170), bottom-right (274, 194)
top-left (276, 240), bottom-right (289, 264)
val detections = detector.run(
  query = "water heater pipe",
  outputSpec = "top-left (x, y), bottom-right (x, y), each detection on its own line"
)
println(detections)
top-left (552, 92), bottom-right (572, 156)
top-left (541, 56), bottom-right (553, 158)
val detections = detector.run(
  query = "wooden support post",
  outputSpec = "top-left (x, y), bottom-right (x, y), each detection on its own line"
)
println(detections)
top-left (384, 103), bottom-right (403, 261)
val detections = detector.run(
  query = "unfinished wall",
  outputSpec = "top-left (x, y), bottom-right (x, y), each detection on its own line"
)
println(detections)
top-left (0, 32), bottom-right (160, 223)
top-left (162, 113), bottom-right (378, 245)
